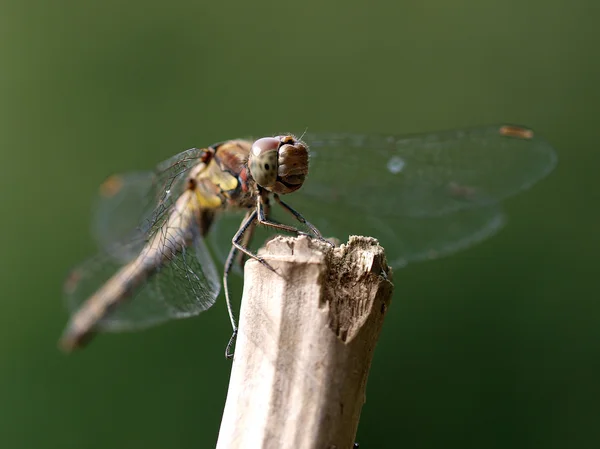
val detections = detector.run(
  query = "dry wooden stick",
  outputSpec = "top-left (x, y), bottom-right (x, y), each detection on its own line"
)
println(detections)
top-left (216, 235), bottom-right (394, 449)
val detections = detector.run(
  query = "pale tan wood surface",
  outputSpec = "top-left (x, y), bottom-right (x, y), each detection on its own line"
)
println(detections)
top-left (217, 235), bottom-right (393, 449)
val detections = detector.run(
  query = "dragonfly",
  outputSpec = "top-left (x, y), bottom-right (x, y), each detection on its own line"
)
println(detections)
top-left (59, 124), bottom-right (557, 357)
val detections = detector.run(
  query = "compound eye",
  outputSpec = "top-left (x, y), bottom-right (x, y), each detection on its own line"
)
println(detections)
top-left (251, 137), bottom-right (279, 156)
top-left (249, 137), bottom-right (280, 188)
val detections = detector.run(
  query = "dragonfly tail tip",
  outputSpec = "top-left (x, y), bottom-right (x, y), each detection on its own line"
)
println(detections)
top-left (58, 327), bottom-right (95, 353)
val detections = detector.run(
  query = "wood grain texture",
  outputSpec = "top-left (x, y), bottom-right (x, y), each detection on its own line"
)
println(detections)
top-left (217, 235), bottom-right (393, 449)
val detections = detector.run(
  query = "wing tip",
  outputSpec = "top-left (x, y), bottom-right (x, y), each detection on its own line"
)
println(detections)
top-left (497, 123), bottom-right (558, 181)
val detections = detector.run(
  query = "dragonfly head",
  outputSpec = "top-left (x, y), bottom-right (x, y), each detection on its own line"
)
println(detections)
top-left (249, 135), bottom-right (309, 194)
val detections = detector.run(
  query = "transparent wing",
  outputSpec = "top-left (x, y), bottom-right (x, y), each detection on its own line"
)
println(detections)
top-left (303, 124), bottom-right (557, 218)
top-left (65, 222), bottom-right (220, 332)
top-left (92, 171), bottom-right (154, 262)
top-left (209, 125), bottom-right (554, 270)
top-left (92, 148), bottom-right (207, 262)
top-left (208, 201), bottom-right (506, 270)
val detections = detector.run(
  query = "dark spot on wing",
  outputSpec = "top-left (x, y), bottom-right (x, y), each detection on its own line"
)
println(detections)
top-left (99, 175), bottom-right (123, 198)
top-left (499, 125), bottom-right (534, 139)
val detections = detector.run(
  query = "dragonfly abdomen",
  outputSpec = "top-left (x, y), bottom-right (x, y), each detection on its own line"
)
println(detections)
top-left (59, 259), bottom-right (152, 351)
top-left (60, 196), bottom-right (196, 351)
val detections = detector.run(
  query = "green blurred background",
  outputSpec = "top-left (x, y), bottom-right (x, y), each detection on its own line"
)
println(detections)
top-left (1, 0), bottom-right (598, 448)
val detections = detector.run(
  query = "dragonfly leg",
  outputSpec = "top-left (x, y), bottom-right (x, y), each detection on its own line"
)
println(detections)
top-left (233, 206), bottom-right (260, 269)
top-left (230, 210), bottom-right (276, 271)
top-left (224, 209), bottom-right (275, 359)
top-left (256, 194), bottom-right (311, 237)
top-left (268, 194), bottom-right (334, 246)
top-left (223, 243), bottom-right (239, 359)
top-left (272, 194), bottom-right (324, 238)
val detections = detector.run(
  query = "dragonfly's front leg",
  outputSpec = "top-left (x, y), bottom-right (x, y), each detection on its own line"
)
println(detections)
top-left (272, 194), bottom-right (328, 241)
top-left (255, 193), bottom-right (311, 237)
top-left (257, 193), bottom-right (333, 246)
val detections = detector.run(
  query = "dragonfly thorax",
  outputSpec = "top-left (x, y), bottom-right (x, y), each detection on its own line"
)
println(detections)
top-left (248, 135), bottom-right (309, 195)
